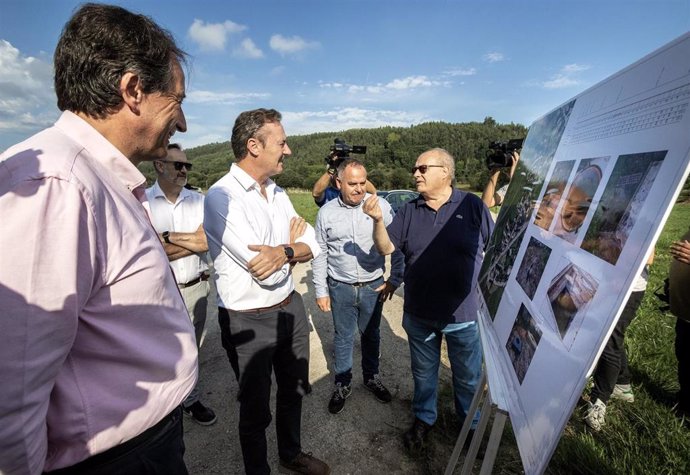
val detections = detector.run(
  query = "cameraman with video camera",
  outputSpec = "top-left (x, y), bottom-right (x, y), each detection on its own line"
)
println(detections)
top-left (313, 138), bottom-right (376, 207)
top-left (481, 139), bottom-right (522, 218)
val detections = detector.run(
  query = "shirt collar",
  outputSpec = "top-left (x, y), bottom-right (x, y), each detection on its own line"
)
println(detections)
top-left (415, 187), bottom-right (461, 209)
top-left (230, 162), bottom-right (276, 195)
top-left (149, 180), bottom-right (191, 204)
top-left (54, 111), bottom-right (147, 192)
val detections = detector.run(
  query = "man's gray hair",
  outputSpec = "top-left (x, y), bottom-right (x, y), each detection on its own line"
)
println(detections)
top-left (426, 148), bottom-right (455, 182)
top-left (336, 158), bottom-right (366, 179)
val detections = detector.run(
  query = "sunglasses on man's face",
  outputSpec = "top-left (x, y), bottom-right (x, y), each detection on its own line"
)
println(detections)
top-left (162, 161), bottom-right (192, 171)
top-left (411, 164), bottom-right (444, 174)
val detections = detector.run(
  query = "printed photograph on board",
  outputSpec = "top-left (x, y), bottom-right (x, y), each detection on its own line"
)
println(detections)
top-left (480, 100), bottom-right (576, 318)
top-left (516, 237), bottom-right (553, 300)
top-left (546, 261), bottom-right (599, 338)
top-left (534, 160), bottom-right (576, 231)
top-left (581, 150), bottom-right (667, 264)
top-left (506, 304), bottom-right (542, 384)
top-left (552, 157), bottom-right (609, 244)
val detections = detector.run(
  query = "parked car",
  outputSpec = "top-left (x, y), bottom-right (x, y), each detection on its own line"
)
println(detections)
top-left (376, 189), bottom-right (419, 213)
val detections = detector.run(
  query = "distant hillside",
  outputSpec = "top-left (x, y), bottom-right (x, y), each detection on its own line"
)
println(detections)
top-left (139, 117), bottom-right (527, 191)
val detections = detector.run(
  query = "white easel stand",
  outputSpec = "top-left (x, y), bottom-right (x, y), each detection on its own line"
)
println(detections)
top-left (444, 371), bottom-right (508, 475)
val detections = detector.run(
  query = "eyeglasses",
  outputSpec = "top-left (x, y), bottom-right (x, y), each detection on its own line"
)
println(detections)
top-left (411, 164), bottom-right (444, 174)
top-left (161, 161), bottom-right (193, 171)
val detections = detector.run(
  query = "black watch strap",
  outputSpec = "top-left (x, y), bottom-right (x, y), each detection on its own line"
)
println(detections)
top-left (284, 246), bottom-right (295, 261)
top-left (162, 231), bottom-right (171, 244)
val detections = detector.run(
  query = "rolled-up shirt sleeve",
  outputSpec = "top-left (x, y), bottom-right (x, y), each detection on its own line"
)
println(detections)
top-left (0, 177), bottom-right (98, 475)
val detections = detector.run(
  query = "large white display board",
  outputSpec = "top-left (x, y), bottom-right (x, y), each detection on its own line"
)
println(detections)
top-left (477, 32), bottom-right (690, 475)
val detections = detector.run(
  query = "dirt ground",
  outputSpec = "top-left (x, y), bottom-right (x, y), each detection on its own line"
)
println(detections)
top-left (183, 261), bottom-right (469, 474)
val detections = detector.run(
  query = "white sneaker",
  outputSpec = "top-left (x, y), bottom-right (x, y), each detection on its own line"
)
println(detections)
top-left (585, 399), bottom-right (607, 431)
top-left (611, 384), bottom-right (635, 403)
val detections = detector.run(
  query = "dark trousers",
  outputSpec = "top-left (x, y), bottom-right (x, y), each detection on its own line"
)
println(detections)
top-left (44, 407), bottom-right (187, 475)
top-left (590, 290), bottom-right (645, 403)
top-left (218, 292), bottom-right (310, 475)
top-left (676, 318), bottom-right (690, 410)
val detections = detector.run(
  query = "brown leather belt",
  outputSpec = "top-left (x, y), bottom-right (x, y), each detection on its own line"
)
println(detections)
top-left (178, 272), bottom-right (210, 289)
top-left (240, 292), bottom-right (293, 314)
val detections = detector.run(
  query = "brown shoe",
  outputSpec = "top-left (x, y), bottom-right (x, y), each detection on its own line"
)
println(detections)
top-left (279, 452), bottom-right (330, 475)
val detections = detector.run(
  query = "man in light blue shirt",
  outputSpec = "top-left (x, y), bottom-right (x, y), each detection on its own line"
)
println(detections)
top-left (313, 158), bottom-right (404, 414)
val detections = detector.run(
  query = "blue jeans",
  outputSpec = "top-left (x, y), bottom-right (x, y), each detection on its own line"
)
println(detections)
top-left (328, 276), bottom-right (384, 386)
top-left (402, 312), bottom-right (482, 427)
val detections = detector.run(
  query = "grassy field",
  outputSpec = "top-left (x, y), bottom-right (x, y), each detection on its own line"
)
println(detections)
top-left (287, 187), bottom-right (690, 474)
top-left (287, 189), bottom-right (321, 224)
top-left (539, 203), bottom-right (690, 475)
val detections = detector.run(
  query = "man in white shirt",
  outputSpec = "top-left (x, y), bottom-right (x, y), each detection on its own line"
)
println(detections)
top-left (204, 108), bottom-right (330, 475)
top-left (146, 144), bottom-right (216, 426)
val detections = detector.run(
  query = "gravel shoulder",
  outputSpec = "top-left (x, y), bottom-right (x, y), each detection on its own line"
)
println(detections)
top-left (183, 261), bottom-right (462, 474)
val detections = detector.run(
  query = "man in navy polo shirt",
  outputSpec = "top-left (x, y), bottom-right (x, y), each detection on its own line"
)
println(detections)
top-left (362, 147), bottom-right (493, 451)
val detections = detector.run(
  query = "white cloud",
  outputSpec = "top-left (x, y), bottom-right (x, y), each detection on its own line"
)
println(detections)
top-left (319, 75), bottom-right (445, 96)
top-left (269, 34), bottom-right (320, 55)
top-left (540, 63), bottom-right (590, 89)
top-left (385, 75), bottom-right (443, 90)
top-left (187, 19), bottom-right (247, 51)
top-left (562, 63), bottom-right (590, 73)
top-left (542, 75), bottom-right (580, 89)
top-left (234, 38), bottom-right (264, 59)
top-left (187, 89), bottom-right (270, 104)
top-left (0, 40), bottom-right (56, 136)
top-left (282, 107), bottom-right (429, 135)
top-left (484, 52), bottom-right (504, 63)
top-left (444, 67), bottom-right (477, 77)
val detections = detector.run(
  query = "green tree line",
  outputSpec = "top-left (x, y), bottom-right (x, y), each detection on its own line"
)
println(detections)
top-left (139, 116), bottom-right (690, 201)
top-left (139, 117), bottom-right (523, 191)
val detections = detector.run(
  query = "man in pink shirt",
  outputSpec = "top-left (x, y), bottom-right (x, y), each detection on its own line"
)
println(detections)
top-left (0, 4), bottom-right (197, 475)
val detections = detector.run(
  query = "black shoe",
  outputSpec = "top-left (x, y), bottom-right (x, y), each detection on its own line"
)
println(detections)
top-left (182, 401), bottom-right (217, 426)
top-left (402, 418), bottom-right (433, 451)
top-left (327, 383), bottom-right (352, 414)
top-left (364, 375), bottom-right (392, 403)
top-left (279, 452), bottom-right (330, 474)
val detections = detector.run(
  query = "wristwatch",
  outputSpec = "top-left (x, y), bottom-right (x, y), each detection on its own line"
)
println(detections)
top-left (162, 231), bottom-right (171, 244)
top-left (284, 246), bottom-right (295, 261)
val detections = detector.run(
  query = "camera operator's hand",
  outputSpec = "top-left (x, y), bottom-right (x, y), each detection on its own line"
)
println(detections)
top-left (507, 151), bottom-right (520, 179)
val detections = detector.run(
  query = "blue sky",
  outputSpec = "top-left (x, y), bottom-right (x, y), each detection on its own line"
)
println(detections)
top-left (1, 0), bottom-right (689, 151)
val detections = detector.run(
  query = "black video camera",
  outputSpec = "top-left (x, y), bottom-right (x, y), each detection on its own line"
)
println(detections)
top-left (325, 138), bottom-right (367, 172)
top-left (486, 138), bottom-right (524, 170)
